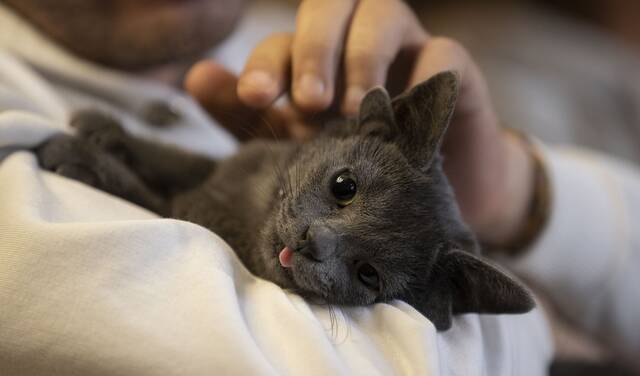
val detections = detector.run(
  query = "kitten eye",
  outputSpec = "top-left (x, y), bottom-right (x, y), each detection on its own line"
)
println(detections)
top-left (331, 171), bottom-right (357, 206)
top-left (356, 262), bottom-right (380, 290)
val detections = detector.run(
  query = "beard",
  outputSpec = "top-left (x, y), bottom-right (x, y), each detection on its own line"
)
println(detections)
top-left (4, 0), bottom-right (246, 70)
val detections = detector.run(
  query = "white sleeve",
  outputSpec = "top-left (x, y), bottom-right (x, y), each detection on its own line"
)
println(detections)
top-left (510, 146), bottom-right (640, 355)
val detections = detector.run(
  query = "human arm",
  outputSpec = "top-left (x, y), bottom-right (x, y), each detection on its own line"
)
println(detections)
top-left (508, 145), bottom-right (640, 362)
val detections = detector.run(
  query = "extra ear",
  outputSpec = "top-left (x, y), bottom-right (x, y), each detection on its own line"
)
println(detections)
top-left (357, 86), bottom-right (395, 137)
top-left (391, 71), bottom-right (459, 169)
top-left (406, 249), bottom-right (535, 331)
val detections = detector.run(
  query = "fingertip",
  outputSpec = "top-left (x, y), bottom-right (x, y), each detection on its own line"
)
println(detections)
top-left (292, 74), bottom-right (332, 111)
top-left (184, 60), bottom-right (235, 104)
top-left (237, 70), bottom-right (279, 108)
top-left (341, 86), bottom-right (366, 116)
top-left (184, 60), bottom-right (211, 99)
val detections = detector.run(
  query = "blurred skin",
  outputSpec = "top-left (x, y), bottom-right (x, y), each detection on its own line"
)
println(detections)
top-left (3, 0), bottom-right (246, 69)
top-left (3, 0), bottom-right (534, 247)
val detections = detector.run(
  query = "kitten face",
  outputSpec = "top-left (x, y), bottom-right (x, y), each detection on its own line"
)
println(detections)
top-left (257, 72), bottom-right (534, 330)
top-left (261, 136), bottom-right (463, 307)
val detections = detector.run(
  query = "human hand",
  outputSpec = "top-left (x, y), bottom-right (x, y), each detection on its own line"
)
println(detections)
top-left (185, 0), bottom-right (535, 248)
top-left (186, 0), bottom-right (427, 140)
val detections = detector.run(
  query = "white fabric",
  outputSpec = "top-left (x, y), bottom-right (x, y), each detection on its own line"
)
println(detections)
top-left (1, 2), bottom-right (612, 375)
top-left (511, 147), bottom-right (640, 356)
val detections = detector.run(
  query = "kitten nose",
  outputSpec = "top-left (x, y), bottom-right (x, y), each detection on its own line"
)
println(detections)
top-left (303, 224), bottom-right (338, 261)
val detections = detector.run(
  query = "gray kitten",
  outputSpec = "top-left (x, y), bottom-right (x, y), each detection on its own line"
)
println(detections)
top-left (36, 72), bottom-right (534, 330)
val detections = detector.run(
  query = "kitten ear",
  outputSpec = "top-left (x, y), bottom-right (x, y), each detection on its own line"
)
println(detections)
top-left (405, 249), bottom-right (535, 331)
top-left (444, 249), bottom-right (535, 316)
top-left (357, 86), bottom-right (395, 137)
top-left (390, 71), bottom-right (459, 169)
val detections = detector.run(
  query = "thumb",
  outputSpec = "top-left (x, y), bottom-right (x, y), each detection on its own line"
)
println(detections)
top-left (185, 60), bottom-right (289, 140)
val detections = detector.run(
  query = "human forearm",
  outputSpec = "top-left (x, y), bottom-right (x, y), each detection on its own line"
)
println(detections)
top-left (474, 130), bottom-right (536, 248)
top-left (507, 146), bottom-right (640, 356)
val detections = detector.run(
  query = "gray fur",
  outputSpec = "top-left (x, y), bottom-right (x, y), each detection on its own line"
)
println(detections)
top-left (35, 71), bottom-right (534, 330)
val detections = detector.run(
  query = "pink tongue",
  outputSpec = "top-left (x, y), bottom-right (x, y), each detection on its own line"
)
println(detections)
top-left (279, 246), bottom-right (293, 268)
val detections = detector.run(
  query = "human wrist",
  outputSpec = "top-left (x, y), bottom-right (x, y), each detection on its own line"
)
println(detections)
top-left (478, 130), bottom-right (536, 248)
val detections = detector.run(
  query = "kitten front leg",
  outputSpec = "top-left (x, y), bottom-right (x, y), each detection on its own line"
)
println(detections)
top-left (35, 134), bottom-right (168, 215)
top-left (70, 110), bottom-right (216, 196)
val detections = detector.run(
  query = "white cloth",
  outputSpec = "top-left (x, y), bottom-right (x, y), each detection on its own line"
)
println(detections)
top-left (511, 147), bottom-right (640, 356)
top-left (3, 2), bottom-right (617, 375)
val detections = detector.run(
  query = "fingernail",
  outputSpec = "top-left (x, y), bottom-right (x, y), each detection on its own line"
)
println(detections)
top-left (296, 74), bottom-right (325, 101)
top-left (239, 70), bottom-right (276, 96)
top-left (344, 86), bottom-right (366, 114)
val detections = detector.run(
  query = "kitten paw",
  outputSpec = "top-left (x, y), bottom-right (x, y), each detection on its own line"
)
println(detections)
top-left (70, 110), bottom-right (131, 163)
top-left (35, 134), bottom-right (101, 188)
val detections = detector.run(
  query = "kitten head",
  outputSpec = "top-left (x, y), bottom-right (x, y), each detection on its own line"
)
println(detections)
top-left (260, 72), bottom-right (534, 330)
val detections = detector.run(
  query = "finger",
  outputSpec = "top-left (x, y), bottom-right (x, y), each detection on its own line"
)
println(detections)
top-left (291, 0), bottom-right (357, 111)
top-left (408, 37), bottom-right (489, 117)
top-left (184, 60), bottom-right (290, 140)
top-left (185, 60), bottom-right (243, 119)
top-left (408, 37), bottom-right (467, 85)
top-left (238, 33), bottom-right (293, 109)
top-left (342, 0), bottom-right (426, 115)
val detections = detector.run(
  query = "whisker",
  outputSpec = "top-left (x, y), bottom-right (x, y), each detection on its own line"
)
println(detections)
top-left (323, 305), bottom-right (351, 344)
top-left (294, 146), bottom-right (301, 197)
top-left (261, 115), bottom-right (294, 197)
top-left (329, 304), bottom-right (337, 340)
top-left (213, 110), bottom-right (290, 201)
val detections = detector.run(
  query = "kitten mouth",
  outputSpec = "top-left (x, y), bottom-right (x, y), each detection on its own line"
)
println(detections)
top-left (278, 246), bottom-right (294, 268)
